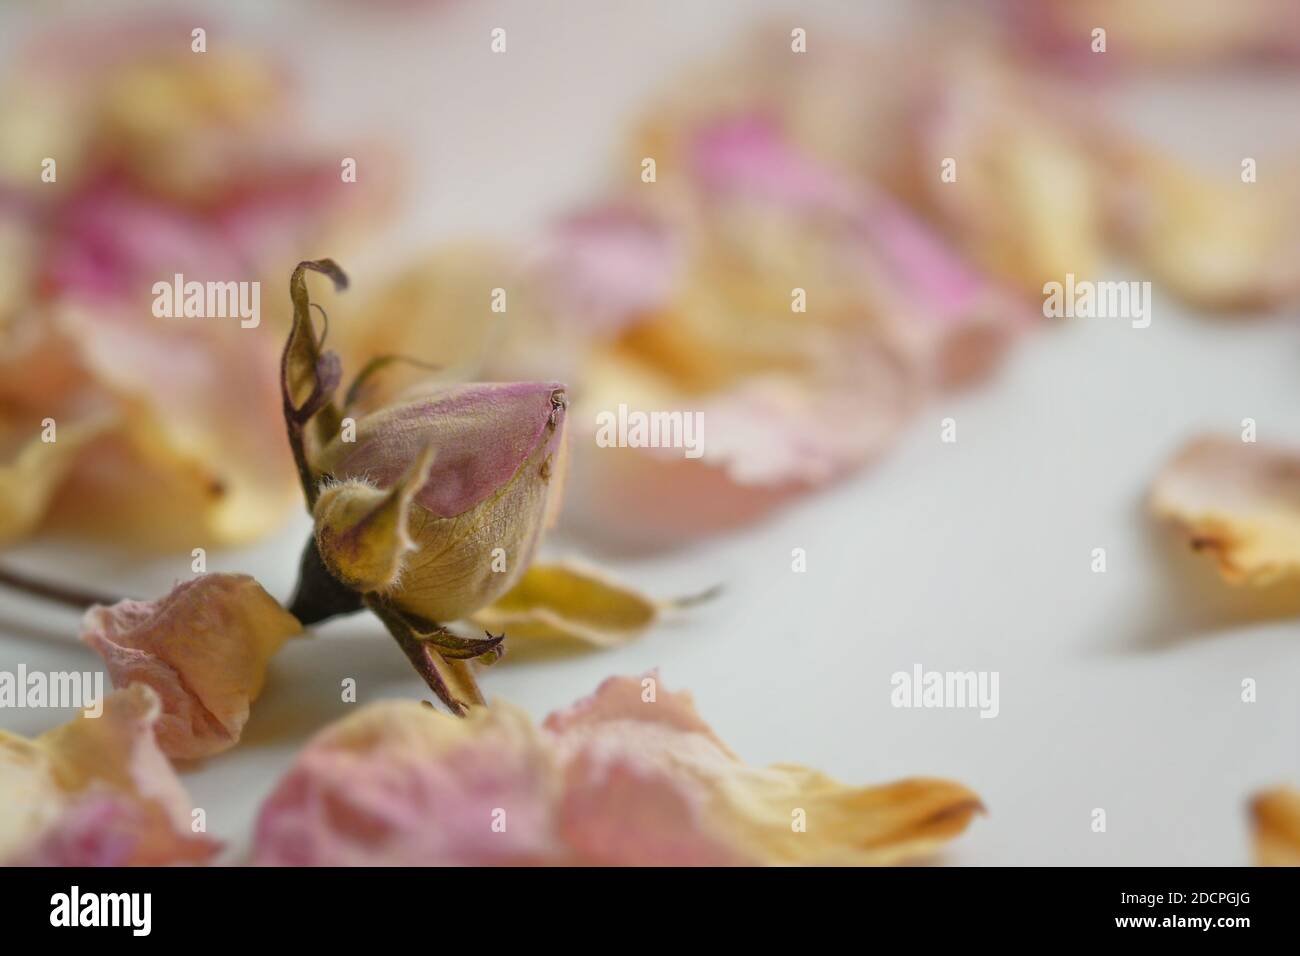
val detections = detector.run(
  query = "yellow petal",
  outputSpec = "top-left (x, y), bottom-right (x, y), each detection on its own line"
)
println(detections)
top-left (472, 561), bottom-right (668, 649)
top-left (1104, 146), bottom-right (1300, 311)
top-left (0, 414), bottom-right (114, 545)
top-left (1150, 436), bottom-right (1300, 585)
top-left (1251, 788), bottom-right (1300, 866)
top-left (0, 685), bottom-right (219, 865)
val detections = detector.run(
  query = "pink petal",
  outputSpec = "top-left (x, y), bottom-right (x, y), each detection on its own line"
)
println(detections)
top-left (81, 574), bottom-right (301, 759)
top-left (1, 685), bottom-right (220, 866)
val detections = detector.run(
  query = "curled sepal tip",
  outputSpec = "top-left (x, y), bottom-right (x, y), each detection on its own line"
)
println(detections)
top-left (281, 259), bottom-right (350, 508)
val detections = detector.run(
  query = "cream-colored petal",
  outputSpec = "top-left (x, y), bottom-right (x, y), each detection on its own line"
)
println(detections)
top-left (0, 414), bottom-right (114, 545)
top-left (0, 685), bottom-right (219, 865)
top-left (1150, 436), bottom-right (1300, 585)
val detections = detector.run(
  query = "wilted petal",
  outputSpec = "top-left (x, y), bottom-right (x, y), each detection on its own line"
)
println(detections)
top-left (252, 674), bottom-right (981, 866)
top-left (689, 116), bottom-right (1033, 389)
top-left (472, 561), bottom-right (667, 649)
top-left (254, 700), bottom-right (563, 866)
top-left (546, 675), bottom-right (984, 866)
top-left (81, 573), bottom-right (302, 759)
top-left (1251, 788), bottom-right (1300, 866)
top-left (1103, 146), bottom-right (1300, 312)
top-left (0, 414), bottom-right (114, 545)
top-left (0, 685), bottom-right (219, 865)
top-left (917, 59), bottom-right (1104, 293)
top-left (1150, 436), bottom-right (1300, 585)
top-left (998, 0), bottom-right (1300, 70)
top-left (567, 351), bottom-right (915, 544)
top-left (534, 206), bottom-right (682, 337)
top-left (0, 22), bottom-right (388, 551)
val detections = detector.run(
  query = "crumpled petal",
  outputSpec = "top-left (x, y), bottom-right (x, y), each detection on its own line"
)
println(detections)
top-left (0, 684), bottom-right (220, 865)
top-left (688, 116), bottom-right (1033, 388)
top-left (1150, 436), bottom-right (1300, 585)
top-left (1251, 787), bottom-right (1300, 866)
top-left (471, 561), bottom-right (673, 649)
top-left (81, 573), bottom-right (302, 759)
top-left (0, 20), bottom-right (388, 550)
top-left (252, 673), bottom-right (982, 866)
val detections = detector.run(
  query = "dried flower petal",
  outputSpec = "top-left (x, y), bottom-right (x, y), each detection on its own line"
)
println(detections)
top-left (1251, 787), bottom-right (1300, 866)
top-left (0, 684), bottom-right (219, 865)
top-left (81, 573), bottom-right (302, 759)
top-left (1150, 436), bottom-right (1300, 585)
top-left (253, 674), bottom-right (981, 866)
top-left (254, 700), bottom-right (562, 865)
top-left (472, 562), bottom-right (666, 649)
top-left (1102, 145), bottom-right (1300, 312)
top-left (999, 0), bottom-right (1300, 70)
top-left (916, 59), bottom-right (1103, 293)
top-left (0, 414), bottom-right (113, 545)
top-left (0, 22), bottom-right (387, 551)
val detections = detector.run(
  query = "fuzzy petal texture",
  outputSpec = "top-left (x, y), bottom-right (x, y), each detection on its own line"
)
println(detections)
top-left (0, 684), bottom-right (219, 865)
top-left (252, 674), bottom-right (981, 866)
top-left (1252, 787), bottom-right (1300, 866)
top-left (81, 574), bottom-right (302, 760)
top-left (1150, 436), bottom-right (1300, 585)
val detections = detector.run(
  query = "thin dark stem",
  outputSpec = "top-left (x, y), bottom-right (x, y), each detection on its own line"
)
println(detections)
top-left (0, 565), bottom-right (123, 610)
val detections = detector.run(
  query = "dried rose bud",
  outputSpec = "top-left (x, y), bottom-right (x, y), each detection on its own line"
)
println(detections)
top-left (279, 259), bottom-right (654, 716)
top-left (312, 381), bottom-right (568, 623)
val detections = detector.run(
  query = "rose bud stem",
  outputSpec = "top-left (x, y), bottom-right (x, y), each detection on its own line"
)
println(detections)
top-left (0, 564), bottom-right (124, 610)
top-left (286, 537), bottom-right (364, 625)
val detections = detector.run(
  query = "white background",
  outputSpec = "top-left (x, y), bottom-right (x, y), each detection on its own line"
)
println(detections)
top-left (2, 0), bottom-right (1298, 865)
